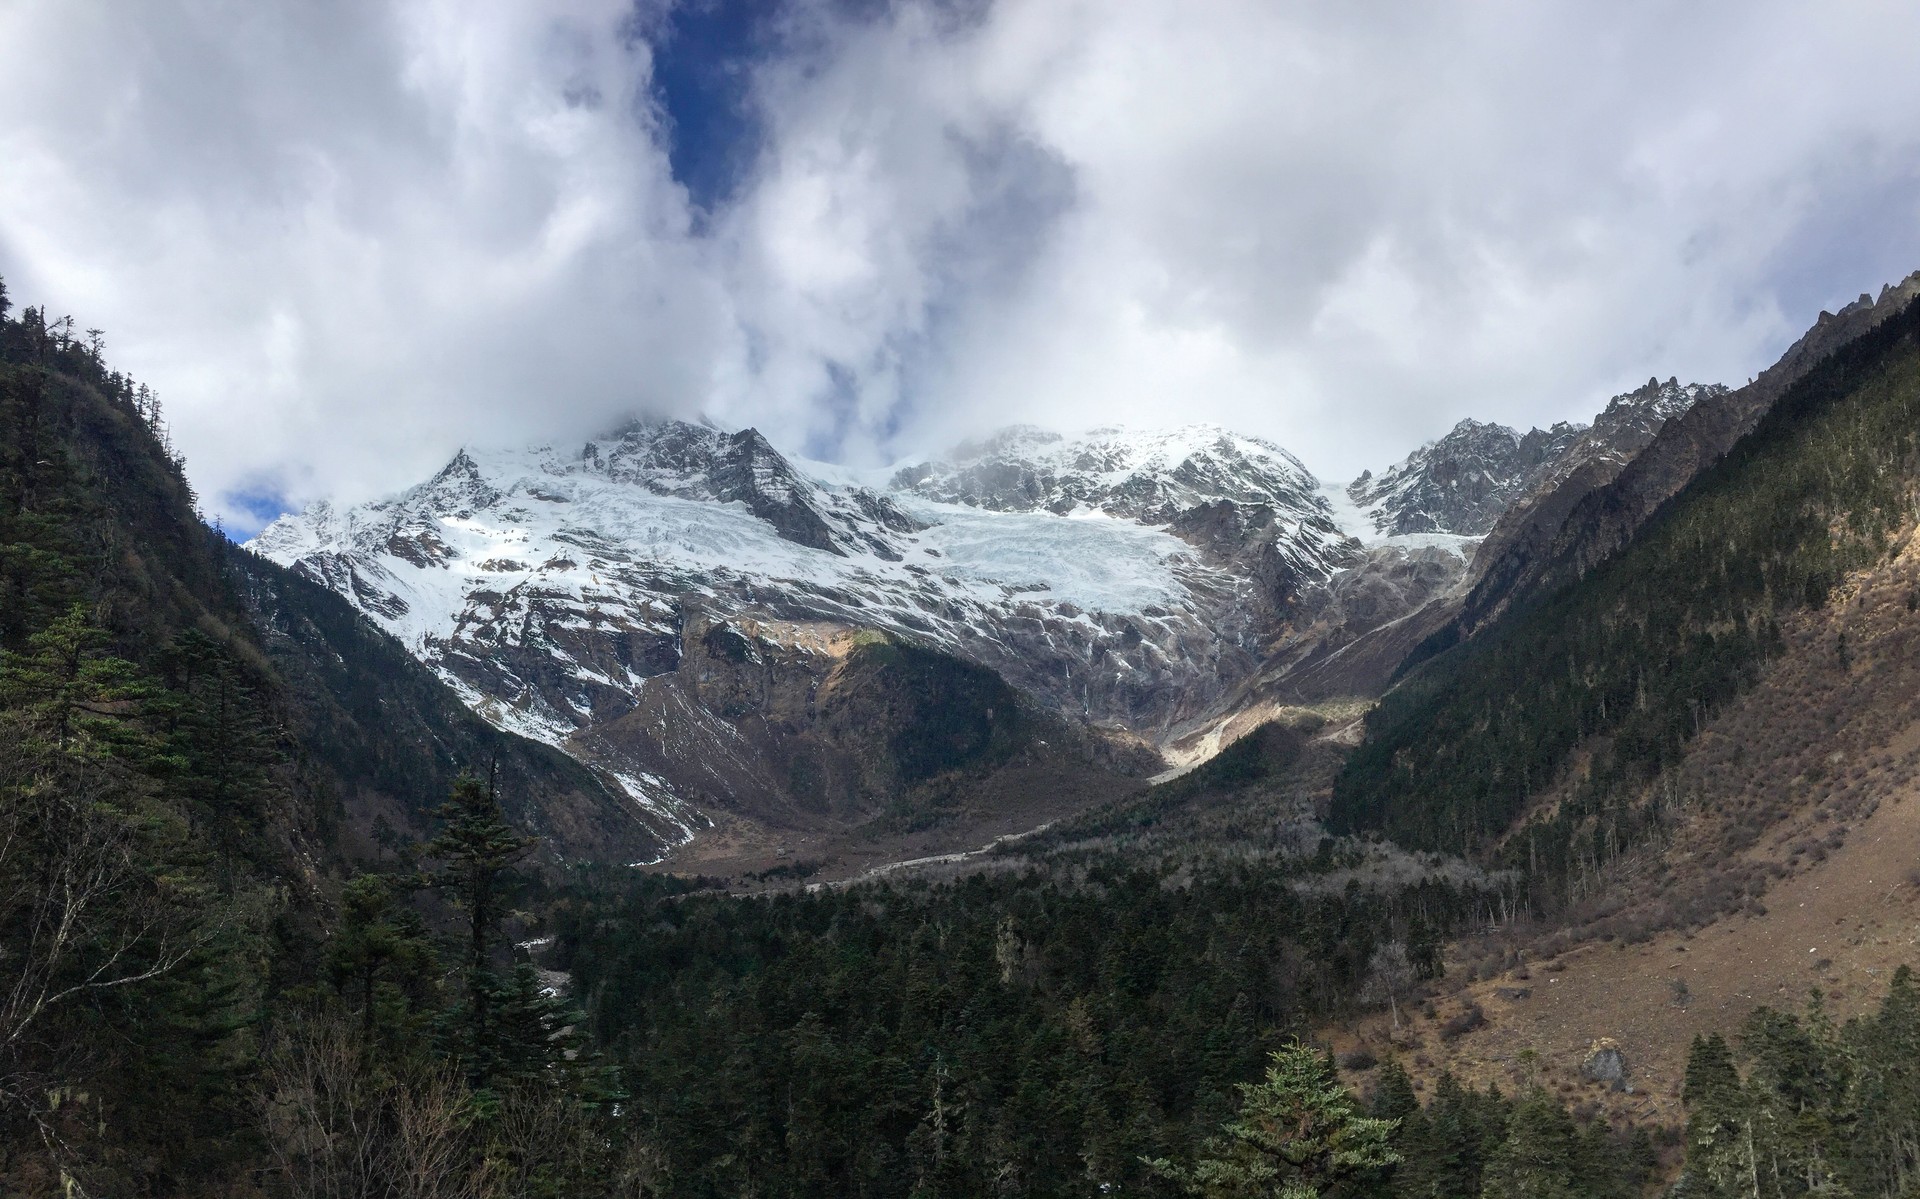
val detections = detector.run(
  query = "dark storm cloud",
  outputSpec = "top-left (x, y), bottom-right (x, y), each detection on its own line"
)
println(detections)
top-left (3, 0), bottom-right (1919, 525)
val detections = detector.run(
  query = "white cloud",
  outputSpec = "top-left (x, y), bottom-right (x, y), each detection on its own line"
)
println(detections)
top-left (0, 0), bottom-right (735, 523)
top-left (4, 0), bottom-right (1920, 524)
top-left (841, 1), bottom-right (1920, 476)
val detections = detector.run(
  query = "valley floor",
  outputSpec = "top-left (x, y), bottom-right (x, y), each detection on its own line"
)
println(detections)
top-left (643, 757), bottom-right (1143, 887)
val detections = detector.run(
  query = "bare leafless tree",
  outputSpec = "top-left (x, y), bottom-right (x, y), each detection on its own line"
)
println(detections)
top-left (258, 1013), bottom-right (495, 1199)
top-left (1361, 940), bottom-right (1416, 1030)
top-left (611, 1132), bottom-right (672, 1198)
top-left (391, 1065), bottom-right (492, 1199)
top-left (256, 1014), bottom-right (388, 1199)
top-left (0, 734), bottom-right (196, 1181)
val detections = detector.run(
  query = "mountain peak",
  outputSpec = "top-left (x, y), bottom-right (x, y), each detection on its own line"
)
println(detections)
top-left (894, 422), bottom-right (1326, 526)
top-left (1348, 379), bottom-right (1722, 540)
top-left (1347, 418), bottom-right (1585, 538)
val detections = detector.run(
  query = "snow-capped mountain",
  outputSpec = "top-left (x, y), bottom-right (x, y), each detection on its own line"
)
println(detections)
top-left (897, 424), bottom-right (1334, 523)
top-left (250, 420), bottom-right (1359, 841)
top-left (1346, 378), bottom-right (1722, 540)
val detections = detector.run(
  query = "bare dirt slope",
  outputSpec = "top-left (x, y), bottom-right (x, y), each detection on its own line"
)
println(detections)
top-left (1338, 775), bottom-right (1920, 1127)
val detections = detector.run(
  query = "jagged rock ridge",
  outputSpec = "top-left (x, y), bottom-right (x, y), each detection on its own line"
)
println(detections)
top-left (1348, 378), bottom-right (1716, 540)
top-left (1349, 419), bottom-right (1584, 538)
top-left (1458, 275), bottom-right (1920, 636)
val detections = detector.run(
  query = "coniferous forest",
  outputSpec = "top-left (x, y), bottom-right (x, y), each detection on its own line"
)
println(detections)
top-left (6, 276), bottom-right (1920, 1198)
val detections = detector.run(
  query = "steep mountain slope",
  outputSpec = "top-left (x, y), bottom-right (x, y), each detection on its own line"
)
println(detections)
top-left (226, 544), bottom-right (670, 863)
top-left (1456, 275), bottom-right (1920, 637)
top-left (1331, 457), bottom-right (1920, 1136)
top-left (1331, 287), bottom-right (1920, 896)
top-left (251, 421), bottom-right (1356, 852)
top-left (1147, 381), bottom-right (1717, 762)
top-left (0, 296), bottom-right (665, 1191)
top-left (0, 300), bottom-right (654, 871)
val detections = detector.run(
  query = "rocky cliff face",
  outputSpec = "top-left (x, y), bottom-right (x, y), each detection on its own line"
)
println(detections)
top-left (1349, 378), bottom-right (1716, 542)
top-left (1349, 419), bottom-right (1584, 537)
top-left (1239, 378), bottom-right (1717, 728)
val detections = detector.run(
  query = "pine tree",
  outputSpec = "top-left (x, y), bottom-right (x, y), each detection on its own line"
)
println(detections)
top-left (1482, 1089), bottom-right (1581, 1199)
top-left (1371, 1060), bottom-right (1418, 1125)
top-left (488, 963), bottom-right (585, 1089)
top-left (0, 603), bottom-right (148, 754)
top-left (1144, 1040), bottom-right (1399, 1198)
top-left (158, 630), bottom-right (277, 818)
top-left (1741, 996), bottom-right (1853, 1198)
top-left (1847, 966), bottom-right (1920, 1197)
top-left (324, 874), bottom-right (435, 1043)
top-left (1682, 1033), bottom-right (1755, 1199)
top-left (427, 771), bottom-right (533, 1086)
top-left (1393, 1072), bottom-right (1503, 1199)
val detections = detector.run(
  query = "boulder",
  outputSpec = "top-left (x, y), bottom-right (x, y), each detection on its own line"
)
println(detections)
top-left (1580, 1038), bottom-right (1629, 1090)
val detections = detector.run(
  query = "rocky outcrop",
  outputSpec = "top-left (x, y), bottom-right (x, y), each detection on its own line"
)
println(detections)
top-left (1580, 1039), bottom-right (1629, 1090)
top-left (1350, 419), bottom-right (1584, 537)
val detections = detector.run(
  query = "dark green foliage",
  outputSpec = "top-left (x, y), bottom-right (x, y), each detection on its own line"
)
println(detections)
top-left (1372, 1068), bottom-right (1649, 1199)
top-left (1481, 1090), bottom-right (1582, 1199)
top-left (486, 962), bottom-right (589, 1090)
top-left (0, 288), bottom-right (303, 1193)
top-left (1332, 295), bottom-right (1920, 902)
top-left (552, 856), bottom-right (1513, 1196)
top-left (324, 874), bottom-right (437, 1042)
top-left (1370, 1061), bottom-right (1418, 1125)
top-left (0, 282), bottom-right (642, 1193)
top-left (1389, 1072), bottom-right (1510, 1199)
top-left (0, 602), bottom-right (152, 755)
top-left (427, 773), bottom-right (535, 1085)
top-left (1144, 1040), bottom-right (1399, 1197)
top-left (1678, 972), bottom-right (1920, 1199)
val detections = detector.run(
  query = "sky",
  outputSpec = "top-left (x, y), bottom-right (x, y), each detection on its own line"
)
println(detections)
top-left (3, 1), bottom-right (1920, 534)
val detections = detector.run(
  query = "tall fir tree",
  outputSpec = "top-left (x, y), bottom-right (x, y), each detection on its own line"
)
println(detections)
top-left (427, 770), bottom-right (533, 1087)
top-left (1144, 1040), bottom-right (1399, 1198)
top-left (1482, 1090), bottom-right (1581, 1199)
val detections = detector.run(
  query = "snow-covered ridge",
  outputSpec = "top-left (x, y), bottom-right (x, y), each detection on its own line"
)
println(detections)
top-left (896, 423), bottom-right (1325, 520)
top-left (249, 421), bottom-right (1285, 653)
top-left (248, 420), bottom-right (1358, 805)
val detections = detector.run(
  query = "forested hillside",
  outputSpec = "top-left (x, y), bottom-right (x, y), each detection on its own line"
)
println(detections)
top-left (1331, 291), bottom-right (1920, 903)
top-left (0, 287), bottom-right (321, 1188)
top-left (0, 283), bottom-right (654, 1192)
